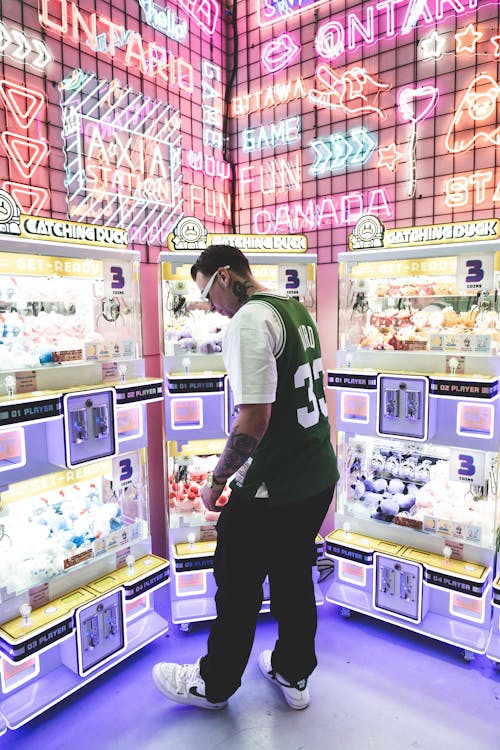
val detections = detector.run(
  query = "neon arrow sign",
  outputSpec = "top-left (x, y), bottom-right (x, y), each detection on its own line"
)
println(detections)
top-left (309, 127), bottom-right (377, 175)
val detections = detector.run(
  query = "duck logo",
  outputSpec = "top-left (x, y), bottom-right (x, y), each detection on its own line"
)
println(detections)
top-left (0, 189), bottom-right (20, 235)
top-left (445, 73), bottom-right (500, 153)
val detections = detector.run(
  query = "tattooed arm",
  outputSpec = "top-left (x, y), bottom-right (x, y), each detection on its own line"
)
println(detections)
top-left (201, 403), bottom-right (271, 512)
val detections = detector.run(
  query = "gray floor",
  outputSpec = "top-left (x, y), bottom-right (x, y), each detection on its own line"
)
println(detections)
top-left (3, 585), bottom-right (500, 750)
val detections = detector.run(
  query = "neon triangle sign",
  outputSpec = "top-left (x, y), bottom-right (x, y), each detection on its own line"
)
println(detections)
top-left (0, 80), bottom-right (46, 130)
top-left (0, 132), bottom-right (49, 178)
top-left (2, 181), bottom-right (49, 214)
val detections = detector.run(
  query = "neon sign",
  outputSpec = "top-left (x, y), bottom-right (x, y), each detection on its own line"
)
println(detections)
top-left (261, 33), bottom-right (301, 74)
top-left (377, 143), bottom-right (403, 172)
top-left (309, 65), bottom-right (390, 119)
top-left (176, 0), bottom-right (219, 35)
top-left (241, 116), bottom-right (301, 153)
top-left (252, 189), bottom-right (392, 234)
top-left (238, 152), bottom-right (302, 200)
top-left (231, 76), bottom-right (308, 118)
top-left (444, 170), bottom-right (498, 208)
top-left (188, 185), bottom-right (231, 222)
top-left (139, 0), bottom-right (188, 42)
top-left (313, 0), bottom-right (482, 60)
top-left (455, 22), bottom-right (482, 53)
top-left (418, 30), bottom-right (447, 60)
top-left (0, 133), bottom-right (49, 179)
top-left (445, 72), bottom-right (500, 153)
top-left (187, 151), bottom-right (231, 180)
top-left (202, 61), bottom-right (223, 149)
top-left (39, 0), bottom-right (193, 93)
top-left (310, 127), bottom-right (377, 175)
top-left (59, 70), bottom-right (183, 245)
top-left (0, 21), bottom-right (53, 71)
top-left (0, 80), bottom-right (49, 213)
top-left (398, 85), bottom-right (439, 196)
top-left (257, 0), bottom-right (331, 28)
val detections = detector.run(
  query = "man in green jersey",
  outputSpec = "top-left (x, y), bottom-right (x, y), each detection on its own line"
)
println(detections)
top-left (153, 244), bottom-right (339, 711)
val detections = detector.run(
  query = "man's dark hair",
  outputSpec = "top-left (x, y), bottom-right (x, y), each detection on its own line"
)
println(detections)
top-left (190, 244), bottom-right (251, 281)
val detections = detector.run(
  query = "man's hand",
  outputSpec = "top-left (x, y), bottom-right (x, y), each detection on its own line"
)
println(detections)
top-left (200, 482), bottom-right (224, 513)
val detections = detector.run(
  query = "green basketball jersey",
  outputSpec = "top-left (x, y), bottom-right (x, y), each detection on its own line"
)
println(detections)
top-left (229, 293), bottom-right (339, 506)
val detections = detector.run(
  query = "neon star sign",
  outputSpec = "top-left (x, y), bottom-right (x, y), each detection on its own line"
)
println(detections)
top-left (377, 143), bottom-right (404, 172)
top-left (418, 30), bottom-right (447, 60)
top-left (455, 23), bottom-right (482, 54)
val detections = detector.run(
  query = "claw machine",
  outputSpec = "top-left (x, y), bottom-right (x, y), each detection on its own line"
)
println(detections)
top-left (0, 195), bottom-right (169, 734)
top-left (325, 215), bottom-right (500, 661)
top-left (159, 218), bottom-right (322, 629)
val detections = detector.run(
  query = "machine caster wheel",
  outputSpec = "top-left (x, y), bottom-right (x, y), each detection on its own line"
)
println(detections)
top-left (462, 649), bottom-right (474, 663)
top-left (340, 607), bottom-right (351, 618)
top-left (180, 622), bottom-right (192, 633)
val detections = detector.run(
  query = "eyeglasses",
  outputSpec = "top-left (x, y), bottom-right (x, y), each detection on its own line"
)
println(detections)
top-left (200, 265), bottom-right (230, 301)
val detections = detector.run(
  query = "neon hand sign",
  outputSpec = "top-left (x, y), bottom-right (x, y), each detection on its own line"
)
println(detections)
top-left (445, 72), bottom-right (500, 153)
top-left (309, 65), bottom-right (390, 119)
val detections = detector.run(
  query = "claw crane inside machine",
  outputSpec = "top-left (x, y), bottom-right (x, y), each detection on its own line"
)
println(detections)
top-left (326, 215), bottom-right (500, 662)
top-left (158, 218), bottom-right (323, 630)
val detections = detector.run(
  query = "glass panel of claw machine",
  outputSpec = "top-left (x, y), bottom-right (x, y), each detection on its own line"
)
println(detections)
top-left (158, 247), bottom-right (317, 628)
top-left (327, 237), bottom-right (500, 659)
top-left (0, 241), bottom-right (169, 731)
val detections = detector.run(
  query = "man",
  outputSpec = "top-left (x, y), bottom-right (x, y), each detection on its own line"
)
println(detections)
top-left (153, 244), bottom-right (339, 711)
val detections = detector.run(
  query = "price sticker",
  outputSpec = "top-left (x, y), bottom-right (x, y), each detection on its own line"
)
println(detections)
top-left (278, 264), bottom-right (306, 299)
top-left (103, 260), bottom-right (133, 297)
top-left (456, 253), bottom-right (494, 293)
top-left (449, 448), bottom-right (486, 485)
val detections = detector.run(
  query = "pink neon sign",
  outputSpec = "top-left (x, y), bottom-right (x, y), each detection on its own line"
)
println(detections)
top-left (39, 0), bottom-right (193, 92)
top-left (445, 72), bottom-right (500, 153)
top-left (176, 0), bottom-right (219, 35)
top-left (309, 65), bottom-right (390, 119)
top-left (252, 189), bottom-right (392, 234)
top-left (313, 0), bottom-right (483, 60)
top-left (455, 22), bottom-right (482, 53)
top-left (256, 0), bottom-right (332, 29)
top-left (261, 33), bottom-right (301, 74)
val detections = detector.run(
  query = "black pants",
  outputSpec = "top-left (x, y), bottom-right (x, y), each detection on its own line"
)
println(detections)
top-left (199, 485), bottom-right (335, 703)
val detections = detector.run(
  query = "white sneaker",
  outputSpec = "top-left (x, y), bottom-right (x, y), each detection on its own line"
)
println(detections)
top-left (258, 650), bottom-right (310, 710)
top-left (152, 659), bottom-right (227, 710)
